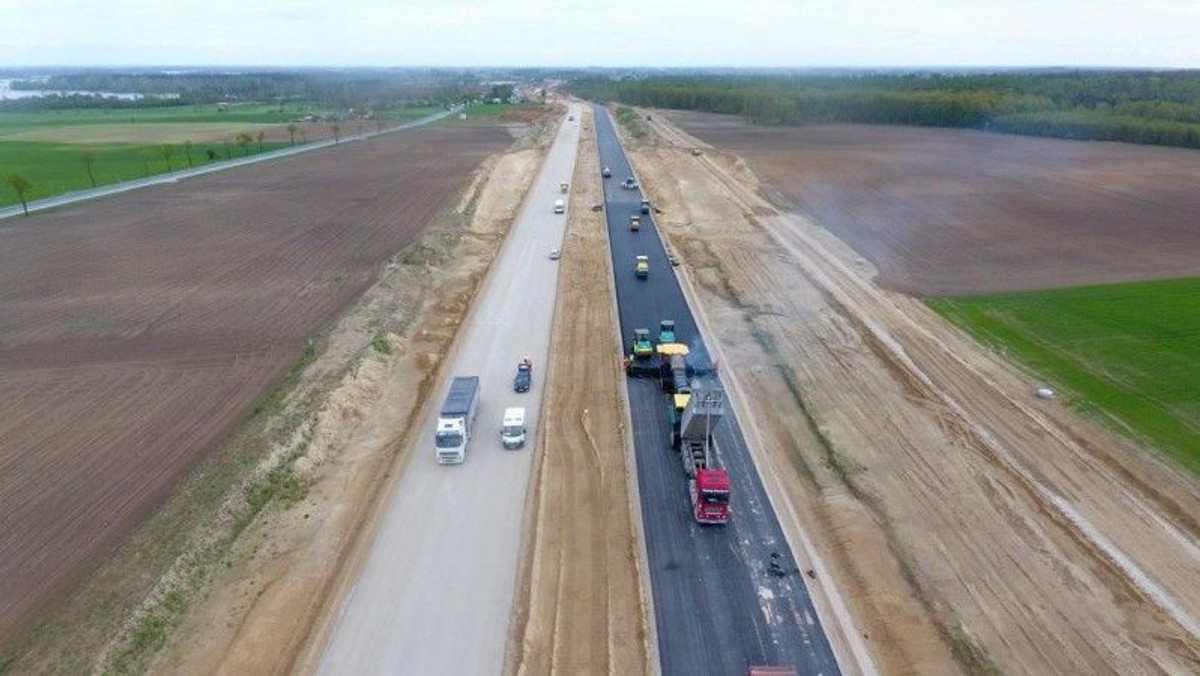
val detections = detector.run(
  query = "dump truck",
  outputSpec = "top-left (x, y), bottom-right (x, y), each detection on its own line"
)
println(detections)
top-left (635, 255), bottom-right (649, 278)
top-left (501, 407), bottom-right (526, 449)
top-left (659, 319), bottom-right (676, 344)
top-left (435, 376), bottom-right (480, 464)
top-left (667, 380), bottom-right (731, 524)
top-left (629, 215), bottom-right (641, 231)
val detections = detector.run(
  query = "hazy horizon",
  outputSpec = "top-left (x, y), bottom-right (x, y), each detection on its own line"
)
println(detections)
top-left (3, 1), bottom-right (1199, 70)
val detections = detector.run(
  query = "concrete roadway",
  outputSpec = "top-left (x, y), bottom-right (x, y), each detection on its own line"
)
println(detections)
top-left (318, 104), bottom-right (581, 674)
top-left (0, 108), bottom-right (455, 221)
top-left (594, 104), bottom-right (841, 675)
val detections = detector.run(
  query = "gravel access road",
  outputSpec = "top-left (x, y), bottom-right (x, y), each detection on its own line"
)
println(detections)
top-left (317, 104), bottom-right (581, 675)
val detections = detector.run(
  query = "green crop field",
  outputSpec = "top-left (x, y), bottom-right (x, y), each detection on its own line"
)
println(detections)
top-left (1, 102), bottom-right (349, 208)
top-left (928, 277), bottom-right (1200, 473)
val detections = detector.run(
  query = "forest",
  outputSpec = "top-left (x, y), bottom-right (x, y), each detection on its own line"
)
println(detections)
top-left (568, 71), bottom-right (1200, 149)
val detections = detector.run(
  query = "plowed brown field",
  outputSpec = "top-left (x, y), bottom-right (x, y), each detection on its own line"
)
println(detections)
top-left (0, 125), bottom-right (509, 649)
top-left (669, 111), bottom-right (1200, 295)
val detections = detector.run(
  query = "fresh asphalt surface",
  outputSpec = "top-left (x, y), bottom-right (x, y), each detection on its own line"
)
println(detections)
top-left (318, 104), bottom-right (581, 674)
top-left (594, 104), bottom-right (841, 675)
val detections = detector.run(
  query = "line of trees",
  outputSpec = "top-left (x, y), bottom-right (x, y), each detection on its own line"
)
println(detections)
top-left (568, 71), bottom-right (1200, 149)
top-left (4, 130), bottom-right (321, 216)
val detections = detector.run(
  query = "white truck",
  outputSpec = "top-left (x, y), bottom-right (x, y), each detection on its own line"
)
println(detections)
top-left (435, 376), bottom-right (480, 464)
top-left (501, 407), bottom-right (527, 449)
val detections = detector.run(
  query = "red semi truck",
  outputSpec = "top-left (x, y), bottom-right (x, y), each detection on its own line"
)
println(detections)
top-left (664, 358), bottom-right (731, 524)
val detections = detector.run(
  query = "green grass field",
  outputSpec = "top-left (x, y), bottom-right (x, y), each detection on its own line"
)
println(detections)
top-left (0, 101), bottom-right (392, 208)
top-left (928, 277), bottom-right (1200, 473)
top-left (1, 139), bottom-right (291, 206)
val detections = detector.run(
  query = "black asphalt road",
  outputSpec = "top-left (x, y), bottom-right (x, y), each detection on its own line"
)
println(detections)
top-left (594, 104), bottom-right (841, 676)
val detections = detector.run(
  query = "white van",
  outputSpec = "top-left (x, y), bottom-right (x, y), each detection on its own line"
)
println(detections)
top-left (553, 199), bottom-right (565, 214)
top-left (501, 407), bottom-right (527, 449)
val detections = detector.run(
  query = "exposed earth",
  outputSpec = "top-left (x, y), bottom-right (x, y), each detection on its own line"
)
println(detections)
top-left (667, 111), bottom-right (1200, 296)
top-left (0, 124), bottom-right (510, 653)
top-left (626, 109), bottom-right (1200, 674)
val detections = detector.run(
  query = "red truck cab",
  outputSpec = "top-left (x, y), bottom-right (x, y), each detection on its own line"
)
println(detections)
top-left (692, 468), bottom-right (730, 524)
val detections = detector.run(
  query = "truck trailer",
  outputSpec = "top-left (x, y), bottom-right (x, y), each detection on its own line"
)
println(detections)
top-left (435, 376), bottom-right (480, 464)
top-left (668, 381), bottom-right (731, 524)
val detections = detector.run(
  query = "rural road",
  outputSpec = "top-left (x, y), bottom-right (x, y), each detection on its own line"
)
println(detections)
top-left (317, 103), bottom-right (581, 674)
top-left (593, 104), bottom-right (841, 675)
top-left (0, 108), bottom-right (455, 221)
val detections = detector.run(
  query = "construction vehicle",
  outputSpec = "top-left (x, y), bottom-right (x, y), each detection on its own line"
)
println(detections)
top-left (435, 376), bottom-right (480, 464)
top-left (501, 407), bottom-right (526, 449)
top-left (513, 358), bottom-right (533, 392)
top-left (659, 319), bottom-right (676, 344)
top-left (635, 255), bottom-right (649, 278)
top-left (640, 199), bottom-right (651, 214)
top-left (667, 381), bottom-right (731, 524)
top-left (629, 215), bottom-right (641, 231)
top-left (630, 328), bottom-right (653, 358)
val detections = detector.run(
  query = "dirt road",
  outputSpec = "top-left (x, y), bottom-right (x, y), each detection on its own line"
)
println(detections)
top-left (311, 103), bottom-right (581, 674)
top-left (0, 125), bottom-right (508, 653)
top-left (622, 110), bottom-right (1200, 674)
top-left (503, 105), bottom-right (651, 676)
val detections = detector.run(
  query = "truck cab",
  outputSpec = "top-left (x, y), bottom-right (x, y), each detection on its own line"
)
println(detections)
top-left (692, 469), bottom-right (731, 524)
top-left (629, 215), bottom-right (641, 231)
top-left (635, 255), bottom-right (649, 278)
top-left (501, 407), bottom-right (527, 449)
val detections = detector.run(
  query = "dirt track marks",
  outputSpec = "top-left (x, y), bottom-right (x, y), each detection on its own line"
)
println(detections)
top-left (631, 112), bottom-right (1200, 674)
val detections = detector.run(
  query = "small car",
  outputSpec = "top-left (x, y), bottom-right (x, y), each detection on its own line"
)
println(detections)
top-left (635, 255), bottom-right (649, 278)
top-left (602, 166), bottom-right (612, 178)
top-left (549, 249), bottom-right (561, 260)
top-left (514, 358), bottom-right (533, 393)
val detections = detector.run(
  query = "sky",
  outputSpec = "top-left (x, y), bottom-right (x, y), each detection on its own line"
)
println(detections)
top-left (1, 0), bottom-right (1199, 69)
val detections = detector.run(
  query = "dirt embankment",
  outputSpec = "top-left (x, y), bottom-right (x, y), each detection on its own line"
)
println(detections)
top-left (0, 124), bottom-right (511, 665)
top-left (503, 105), bottom-right (652, 676)
top-left (622, 110), bottom-right (1200, 675)
top-left (143, 120), bottom-right (559, 675)
top-left (1, 112), bottom-right (556, 673)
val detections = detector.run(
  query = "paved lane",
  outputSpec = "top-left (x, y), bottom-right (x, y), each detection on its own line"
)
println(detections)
top-left (593, 103), bottom-right (840, 676)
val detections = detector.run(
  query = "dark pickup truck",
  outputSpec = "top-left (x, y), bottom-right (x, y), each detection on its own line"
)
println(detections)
top-left (513, 359), bottom-right (533, 393)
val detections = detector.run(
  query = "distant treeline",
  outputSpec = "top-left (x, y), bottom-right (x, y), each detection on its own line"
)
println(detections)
top-left (8, 70), bottom-right (484, 110)
top-left (0, 94), bottom-right (193, 112)
top-left (568, 71), bottom-right (1200, 149)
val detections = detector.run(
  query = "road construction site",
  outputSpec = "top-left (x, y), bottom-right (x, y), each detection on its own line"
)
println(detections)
top-left (8, 89), bottom-right (1200, 676)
